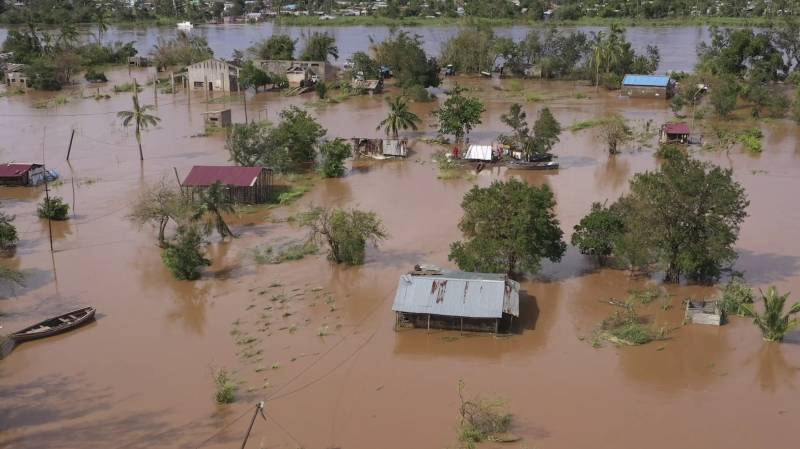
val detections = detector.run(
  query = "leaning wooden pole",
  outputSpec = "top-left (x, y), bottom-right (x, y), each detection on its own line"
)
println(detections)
top-left (240, 401), bottom-right (265, 449)
top-left (65, 128), bottom-right (75, 161)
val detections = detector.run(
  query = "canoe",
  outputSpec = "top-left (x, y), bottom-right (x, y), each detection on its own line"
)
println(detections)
top-left (10, 307), bottom-right (96, 343)
top-left (505, 160), bottom-right (560, 170)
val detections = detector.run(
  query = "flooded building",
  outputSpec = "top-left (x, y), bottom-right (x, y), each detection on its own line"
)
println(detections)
top-left (286, 65), bottom-right (313, 87)
top-left (0, 163), bottom-right (45, 186)
top-left (464, 144), bottom-right (497, 161)
top-left (128, 56), bottom-right (150, 67)
top-left (352, 138), bottom-right (409, 158)
top-left (3, 63), bottom-right (28, 90)
top-left (202, 109), bottom-right (232, 128)
top-left (622, 74), bottom-right (674, 99)
top-left (392, 269), bottom-right (520, 333)
top-left (660, 122), bottom-right (691, 144)
top-left (685, 300), bottom-right (723, 326)
top-left (187, 59), bottom-right (241, 92)
top-left (181, 165), bottom-right (273, 203)
top-left (351, 78), bottom-right (383, 94)
top-left (257, 60), bottom-right (334, 82)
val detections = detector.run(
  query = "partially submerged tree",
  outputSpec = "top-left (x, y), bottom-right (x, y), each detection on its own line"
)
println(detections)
top-left (319, 138), bottom-right (352, 178)
top-left (37, 196), bottom-right (70, 220)
top-left (300, 207), bottom-right (387, 265)
top-left (300, 32), bottom-right (338, 62)
top-left (193, 181), bottom-right (235, 239)
top-left (238, 61), bottom-right (270, 92)
top-left (372, 30), bottom-right (440, 88)
top-left (500, 104), bottom-right (561, 159)
top-left (248, 34), bottom-right (295, 60)
top-left (449, 179), bottom-right (566, 275)
top-left (0, 207), bottom-right (18, 251)
top-left (150, 31), bottom-right (213, 70)
top-left (743, 287), bottom-right (800, 342)
top-left (117, 83), bottom-right (161, 160)
top-left (377, 96), bottom-right (422, 138)
top-left (128, 179), bottom-right (191, 247)
top-left (571, 202), bottom-right (624, 265)
top-left (434, 86), bottom-right (485, 145)
top-left (599, 115), bottom-right (632, 155)
top-left (161, 223), bottom-right (210, 281)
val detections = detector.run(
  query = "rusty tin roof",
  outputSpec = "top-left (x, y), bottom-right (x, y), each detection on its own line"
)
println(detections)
top-left (182, 166), bottom-right (264, 187)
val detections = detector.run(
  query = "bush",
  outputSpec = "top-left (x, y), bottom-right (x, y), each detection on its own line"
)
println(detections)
top-left (319, 138), bottom-right (352, 178)
top-left (655, 144), bottom-right (685, 159)
top-left (404, 84), bottom-right (434, 102)
top-left (213, 368), bottom-right (237, 404)
top-left (718, 277), bottom-right (754, 316)
top-left (739, 128), bottom-right (763, 154)
top-left (610, 322), bottom-right (653, 345)
top-left (37, 197), bottom-right (70, 220)
top-left (300, 207), bottom-right (387, 265)
top-left (253, 241), bottom-right (318, 264)
top-left (315, 81), bottom-right (328, 99)
top-left (84, 68), bottom-right (108, 83)
top-left (0, 210), bottom-right (18, 250)
top-left (457, 380), bottom-right (512, 447)
top-left (161, 225), bottom-right (210, 280)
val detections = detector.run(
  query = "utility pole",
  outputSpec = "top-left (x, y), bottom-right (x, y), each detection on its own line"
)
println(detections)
top-left (65, 128), bottom-right (75, 160)
top-left (41, 127), bottom-right (54, 254)
top-left (240, 401), bottom-right (266, 449)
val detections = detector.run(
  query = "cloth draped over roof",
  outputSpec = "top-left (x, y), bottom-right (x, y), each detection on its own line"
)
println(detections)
top-left (392, 272), bottom-right (520, 319)
top-left (182, 166), bottom-right (265, 187)
top-left (464, 145), bottom-right (494, 161)
top-left (663, 122), bottom-right (691, 135)
top-left (0, 163), bottom-right (42, 177)
top-left (622, 74), bottom-right (671, 87)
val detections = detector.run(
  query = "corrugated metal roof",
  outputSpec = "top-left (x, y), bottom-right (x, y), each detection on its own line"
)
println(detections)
top-left (392, 272), bottom-right (520, 319)
top-left (182, 166), bottom-right (264, 187)
top-left (663, 122), bottom-right (691, 135)
top-left (622, 74), bottom-right (671, 87)
top-left (0, 163), bottom-right (41, 177)
top-left (465, 145), bottom-right (493, 161)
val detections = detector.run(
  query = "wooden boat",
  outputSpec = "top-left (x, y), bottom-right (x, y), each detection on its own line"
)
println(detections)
top-left (505, 160), bottom-right (560, 170)
top-left (9, 307), bottom-right (96, 343)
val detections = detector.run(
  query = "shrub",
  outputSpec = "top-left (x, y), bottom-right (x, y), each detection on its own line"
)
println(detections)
top-left (655, 144), bottom-right (685, 159)
top-left (213, 368), bottom-right (237, 404)
top-left (319, 138), bottom-right (352, 178)
top-left (161, 225), bottom-right (210, 280)
top-left (253, 241), bottom-right (318, 264)
top-left (84, 69), bottom-right (108, 83)
top-left (0, 210), bottom-right (18, 250)
top-left (739, 129), bottom-right (763, 154)
top-left (37, 197), bottom-right (70, 220)
top-left (315, 81), bottom-right (328, 99)
top-left (404, 84), bottom-right (434, 102)
top-left (743, 287), bottom-right (800, 342)
top-left (718, 277), bottom-right (754, 316)
top-left (300, 207), bottom-right (387, 265)
top-left (457, 380), bottom-right (512, 448)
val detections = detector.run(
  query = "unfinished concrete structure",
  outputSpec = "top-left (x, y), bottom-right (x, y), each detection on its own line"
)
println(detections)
top-left (187, 59), bottom-right (241, 92)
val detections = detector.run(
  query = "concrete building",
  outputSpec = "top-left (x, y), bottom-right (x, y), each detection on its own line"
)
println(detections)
top-left (187, 59), bottom-right (241, 92)
top-left (202, 109), bottom-right (232, 128)
top-left (622, 74), bottom-right (675, 99)
top-left (4, 63), bottom-right (28, 90)
top-left (286, 65), bottom-right (312, 87)
top-left (257, 60), bottom-right (335, 82)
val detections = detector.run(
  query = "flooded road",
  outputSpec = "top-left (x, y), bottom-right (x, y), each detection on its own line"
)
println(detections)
top-left (0, 24), bottom-right (712, 72)
top-left (1, 67), bottom-right (799, 449)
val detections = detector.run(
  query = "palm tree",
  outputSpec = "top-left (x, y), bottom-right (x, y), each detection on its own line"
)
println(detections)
top-left (117, 81), bottom-right (161, 160)
top-left (193, 181), bottom-right (235, 239)
top-left (744, 287), bottom-right (800, 342)
top-left (94, 12), bottom-right (109, 44)
top-left (590, 32), bottom-right (605, 90)
top-left (57, 23), bottom-right (79, 49)
top-left (376, 96), bottom-right (422, 138)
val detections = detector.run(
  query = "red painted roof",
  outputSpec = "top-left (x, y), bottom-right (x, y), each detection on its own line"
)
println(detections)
top-left (182, 166), bottom-right (264, 187)
top-left (0, 163), bottom-right (41, 177)
top-left (664, 122), bottom-right (691, 135)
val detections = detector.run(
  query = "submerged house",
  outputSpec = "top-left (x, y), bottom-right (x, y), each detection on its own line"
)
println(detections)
top-left (392, 268), bottom-right (520, 333)
top-left (660, 122), bottom-right (691, 144)
top-left (182, 165), bottom-right (272, 203)
top-left (0, 163), bottom-right (45, 186)
top-left (4, 63), bottom-right (28, 89)
top-left (622, 74), bottom-right (675, 99)
top-left (187, 58), bottom-right (241, 92)
top-left (352, 138), bottom-right (409, 158)
top-left (286, 65), bottom-right (313, 87)
top-left (685, 300), bottom-right (723, 326)
top-left (257, 60), bottom-right (334, 82)
top-left (202, 109), bottom-right (232, 128)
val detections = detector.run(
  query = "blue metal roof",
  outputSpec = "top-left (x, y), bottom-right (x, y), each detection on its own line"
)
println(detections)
top-left (622, 74), bottom-right (671, 87)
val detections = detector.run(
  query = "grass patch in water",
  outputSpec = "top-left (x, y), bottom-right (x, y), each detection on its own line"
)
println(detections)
top-left (591, 301), bottom-right (671, 347)
top-left (213, 368), bottom-right (237, 404)
top-left (253, 241), bottom-right (318, 264)
top-left (569, 118), bottom-right (604, 132)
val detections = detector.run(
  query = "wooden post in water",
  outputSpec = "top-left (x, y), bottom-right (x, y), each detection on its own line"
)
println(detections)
top-left (243, 90), bottom-right (248, 123)
top-left (173, 167), bottom-right (182, 189)
top-left (240, 401), bottom-right (265, 449)
top-left (153, 74), bottom-right (158, 106)
top-left (427, 314), bottom-right (430, 333)
top-left (204, 75), bottom-right (209, 103)
top-left (65, 129), bottom-right (75, 160)
top-left (170, 72), bottom-right (175, 97)
top-left (42, 127), bottom-right (53, 254)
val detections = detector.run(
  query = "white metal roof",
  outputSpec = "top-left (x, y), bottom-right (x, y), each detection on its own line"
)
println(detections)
top-left (465, 145), bottom-right (494, 161)
top-left (392, 272), bottom-right (520, 319)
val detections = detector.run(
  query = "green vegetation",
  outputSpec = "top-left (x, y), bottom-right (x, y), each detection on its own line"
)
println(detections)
top-left (743, 287), bottom-right (800, 342)
top-left (593, 302), bottom-right (668, 347)
top-left (192, 181), bottom-right (235, 239)
top-left (599, 115), bottom-right (633, 155)
top-left (569, 119), bottom-right (604, 132)
top-left (739, 128), bottom-right (764, 154)
top-left (253, 241), bottom-right (318, 265)
top-left (499, 103), bottom-right (561, 160)
top-left (161, 224), bottom-right (210, 281)
top-left (0, 208), bottom-right (18, 250)
top-left (150, 31), bottom-right (213, 70)
top-left (84, 68), bottom-right (108, 83)
top-left (299, 207), bottom-right (387, 265)
top-left (718, 277), bottom-right (755, 317)
top-left (239, 61), bottom-right (271, 92)
top-left (37, 196), bottom-right (70, 220)
top-left (449, 179), bottom-right (566, 275)
top-left (212, 368), bottom-right (237, 405)
top-left (248, 34), bottom-right (296, 60)
top-left (128, 179), bottom-right (191, 247)
top-left (226, 107), bottom-right (326, 173)
top-left (434, 86), bottom-right (485, 145)
top-left (300, 31), bottom-right (338, 62)
top-left (573, 152), bottom-right (749, 283)
top-left (117, 84), bottom-right (161, 160)
top-left (373, 30), bottom-right (440, 89)
top-left (457, 380), bottom-right (512, 449)
top-left (377, 96), bottom-right (422, 138)
top-left (318, 138), bottom-right (353, 178)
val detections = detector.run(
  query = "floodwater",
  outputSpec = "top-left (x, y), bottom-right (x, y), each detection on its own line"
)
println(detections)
top-left (0, 24), bottom-right (711, 72)
top-left (1, 67), bottom-right (799, 449)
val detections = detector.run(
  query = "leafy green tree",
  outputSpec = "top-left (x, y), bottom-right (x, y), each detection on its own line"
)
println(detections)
top-left (300, 32), bottom-right (338, 62)
top-left (150, 31), bottom-right (213, 70)
top-left (37, 196), bottom-right (70, 220)
top-left (697, 27), bottom-right (786, 81)
top-left (449, 179), bottom-right (566, 275)
top-left (25, 58), bottom-right (62, 90)
top-left (718, 277), bottom-right (754, 317)
top-left (193, 181), bottom-right (235, 239)
top-left (248, 34), bottom-right (296, 60)
top-left (117, 83), bottom-right (161, 160)
top-left (571, 202), bottom-right (624, 265)
top-left (710, 76), bottom-right (740, 117)
top-left (377, 96), bottom-right (422, 138)
top-left (319, 138), bottom-right (352, 178)
top-left (315, 81), bottom-right (327, 99)
top-left (532, 107), bottom-right (561, 155)
top-left (434, 86), bottom-right (485, 145)
top-left (440, 27), bottom-right (496, 74)
top-left (161, 224), bottom-right (210, 280)
top-left (129, 179), bottom-right (191, 247)
top-left (624, 153), bottom-right (749, 283)
top-left (372, 30), bottom-right (440, 88)
top-left (239, 61), bottom-right (270, 92)
top-left (599, 115), bottom-right (632, 155)
top-left (300, 207), bottom-right (387, 265)
top-left (0, 207), bottom-right (18, 250)
top-left (349, 51), bottom-right (380, 79)
top-left (500, 103), bottom-right (530, 151)
top-left (743, 287), bottom-right (800, 342)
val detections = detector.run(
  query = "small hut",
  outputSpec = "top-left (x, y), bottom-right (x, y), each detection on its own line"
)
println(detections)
top-left (4, 64), bottom-right (28, 89)
top-left (685, 300), bottom-right (723, 326)
top-left (660, 122), bottom-right (691, 144)
top-left (128, 56), bottom-right (150, 67)
top-left (351, 138), bottom-right (408, 158)
top-left (182, 166), bottom-right (272, 203)
top-left (464, 144), bottom-right (496, 161)
top-left (392, 267), bottom-right (520, 333)
top-left (0, 163), bottom-right (45, 186)
top-left (202, 109), bottom-right (232, 128)
top-left (351, 78), bottom-right (383, 94)
top-left (622, 74), bottom-right (674, 99)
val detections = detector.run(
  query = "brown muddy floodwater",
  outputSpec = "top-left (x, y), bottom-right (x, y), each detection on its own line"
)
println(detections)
top-left (0, 68), bottom-right (798, 449)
